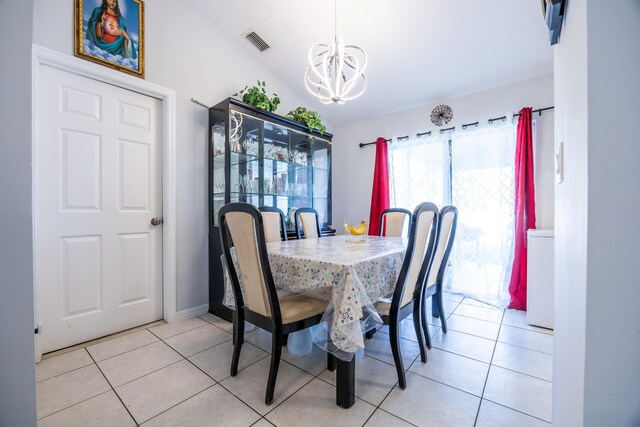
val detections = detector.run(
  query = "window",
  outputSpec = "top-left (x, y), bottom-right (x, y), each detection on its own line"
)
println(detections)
top-left (389, 123), bottom-right (515, 306)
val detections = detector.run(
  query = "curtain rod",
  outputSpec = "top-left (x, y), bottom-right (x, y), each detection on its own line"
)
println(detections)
top-left (191, 98), bottom-right (211, 108)
top-left (359, 106), bottom-right (554, 148)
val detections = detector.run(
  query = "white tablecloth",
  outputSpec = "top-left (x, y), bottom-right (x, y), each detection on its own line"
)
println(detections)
top-left (224, 236), bottom-right (406, 359)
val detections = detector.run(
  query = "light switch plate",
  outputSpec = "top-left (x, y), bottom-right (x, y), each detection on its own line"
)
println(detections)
top-left (555, 141), bottom-right (564, 184)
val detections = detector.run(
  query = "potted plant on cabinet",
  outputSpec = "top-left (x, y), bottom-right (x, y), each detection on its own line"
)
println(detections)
top-left (286, 107), bottom-right (327, 134)
top-left (234, 80), bottom-right (280, 112)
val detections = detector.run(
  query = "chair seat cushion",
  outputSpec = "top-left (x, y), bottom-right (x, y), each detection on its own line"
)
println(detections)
top-left (374, 298), bottom-right (392, 317)
top-left (279, 294), bottom-right (328, 324)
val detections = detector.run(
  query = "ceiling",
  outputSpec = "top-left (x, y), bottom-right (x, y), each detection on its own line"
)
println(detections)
top-left (193, 0), bottom-right (553, 126)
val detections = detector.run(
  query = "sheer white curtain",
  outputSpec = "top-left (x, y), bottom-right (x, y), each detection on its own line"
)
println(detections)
top-left (447, 124), bottom-right (515, 307)
top-left (389, 134), bottom-right (448, 211)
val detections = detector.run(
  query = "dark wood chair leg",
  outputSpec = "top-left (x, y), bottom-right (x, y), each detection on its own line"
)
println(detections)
top-left (436, 291), bottom-right (448, 333)
top-left (389, 323), bottom-right (406, 389)
top-left (412, 305), bottom-right (427, 363)
top-left (265, 333), bottom-right (282, 405)
top-left (327, 352), bottom-right (336, 372)
top-left (431, 295), bottom-right (440, 318)
top-left (364, 328), bottom-right (376, 340)
top-left (282, 333), bottom-right (289, 346)
top-left (422, 298), bottom-right (432, 350)
top-left (230, 315), bottom-right (244, 377)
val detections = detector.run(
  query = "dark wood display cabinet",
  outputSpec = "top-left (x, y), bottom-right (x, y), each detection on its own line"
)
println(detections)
top-left (208, 98), bottom-right (334, 320)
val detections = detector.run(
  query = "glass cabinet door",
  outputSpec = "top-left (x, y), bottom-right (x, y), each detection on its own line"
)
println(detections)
top-left (229, 110), bottom-right (261, 207)
top-left (312, 138), bottom-right (331, 229)
top-left (211, 121), bottom-right (226, 226)
top-left (211, 105), bottom-right (331, 232)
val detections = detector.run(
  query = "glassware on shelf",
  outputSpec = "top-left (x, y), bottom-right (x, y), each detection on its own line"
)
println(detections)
top-left (276, 147), bottom-right (287, 162)
top-left (279, 173), bottom-right (288, 195)
top-left (264, 177), bottom-right (273, 194)
top-left (243, 134), bottom-right (259, 156)
top-left (212, 124), bottom-right (225, 156)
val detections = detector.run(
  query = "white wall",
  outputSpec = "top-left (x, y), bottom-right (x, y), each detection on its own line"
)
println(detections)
top-left (0, 1), bottom-right (37, 425)
top-left (32, 0), bottom-right (328, 312)
top-left (332, 75), bottom-right (555, 230)
top-left (554, 0), bottom-right (640, 425)
top-left (552, 1), bottom-right (589, 423)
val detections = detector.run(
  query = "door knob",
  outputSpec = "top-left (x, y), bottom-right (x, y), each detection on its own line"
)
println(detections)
top-left (151, 217), bottom-right (163, 226)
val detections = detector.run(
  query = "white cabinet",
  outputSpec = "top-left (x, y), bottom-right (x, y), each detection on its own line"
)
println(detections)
top-left (527, 229), bottom-right (554, 329)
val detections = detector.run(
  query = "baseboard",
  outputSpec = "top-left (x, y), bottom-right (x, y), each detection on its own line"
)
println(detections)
top-left (174, 303), bottom-right (209, 322)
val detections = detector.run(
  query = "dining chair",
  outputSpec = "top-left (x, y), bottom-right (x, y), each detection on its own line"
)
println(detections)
top-left (380, 208), bottom-right (412, 237)
top-left (420, 206), bottom-right (458, 349)
top-left (294, 207), bottom-right (321, 239)
top-left (373, 202), bottom-right (439, 389)
top-left (258, 206), bottom-right (288, 243)
top-left (219, 202), bottom-right (329, 405)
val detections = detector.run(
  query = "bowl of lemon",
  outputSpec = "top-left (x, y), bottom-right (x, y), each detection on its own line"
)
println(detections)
top-left (343, 219), bottom-right (369, 243)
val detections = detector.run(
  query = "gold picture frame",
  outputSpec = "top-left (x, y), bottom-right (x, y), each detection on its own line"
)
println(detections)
top-left (74, 0), bottom-right (144, 78)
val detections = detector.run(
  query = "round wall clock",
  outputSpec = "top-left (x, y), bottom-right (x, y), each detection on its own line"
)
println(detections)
top-left (430, 105), bottom-right (453, 127)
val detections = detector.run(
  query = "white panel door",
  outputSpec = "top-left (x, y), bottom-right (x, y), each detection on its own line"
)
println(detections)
top-left (36, 65), bottom-right (163, 353)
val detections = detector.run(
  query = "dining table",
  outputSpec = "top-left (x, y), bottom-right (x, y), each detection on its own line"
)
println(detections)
top-left (224, 235), bottom-right (407, 408)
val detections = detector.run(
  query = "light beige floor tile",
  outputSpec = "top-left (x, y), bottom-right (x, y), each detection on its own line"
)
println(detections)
top-left (409, 347), bottom-right (489, 396)
top-left (199, 313), bottom-right (257, 334)
top-left (378, 318), bottom-right (422, 342)
top-left (483, 366), bottom-right (552, 422)
top-left (424, 325), bottom-right (441, 343)
top-left (149, 317), bottom-right (208, 340)
top-left (36, 364), bottom-right (110, 419)
top-left (364, 331), bottom-right (421, 368)
top-left (318, 355), bottom-right (400, 406)
top-left (426, 297), bottom-right (460, 317)
top-left (37, 390), bottom-right (135, 427)
top-left (476, 400), bottom-right (550, 426)
top-left (87, 330), bottom-right (159, 362)
top-left (199, 312), bottom-right (234, 332)
top-left (115, 360), bottom-right (215, 424)
top-left (502, 309), bottom-right (553, 335)
top-left (447, 314), bottom-right (501, 340)
top-left (492, 342), bottom-right (553, 381)
top-left (460, 298), bottom-right (501, 310)
top-left (251, 419), bottom-right (274, 427)
top-left (220, 357), bottom-right (314, 415)
top-left (189, 340), bottom-right (268, 382)
top-left (498, 325), bottom-right (553, 354)
top-left (454, 304), bottom-right (504, 324)
top-left (364, 409), bottom-right (414, 427)
top-left (98, 341), bottom-right (183, 387)
top-left (142, 384), bottom-right (260, 427)
top-left (244, 328), bottom-right (273, 352)
top-left (266, 378), bottom-right (375, 427)
top-left (425, 310), bottom-right (443, 326)
top-left (430, 329), bottom-right (495, 363)
top-left (164, 324), bottom-right (232, 357)
top-left (36, 349), bottom-right (93, 383)
top-left (41, 320), bottom-right (165, 361)
top-left (282, 342), bottom-right (330, 376)
top-left (441, 292), bottom-right (465, 303)
top-left (381, 372), bottom-right (480, 427)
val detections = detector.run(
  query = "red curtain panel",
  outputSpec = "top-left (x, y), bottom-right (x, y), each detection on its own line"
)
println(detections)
top-left (508, 108), bottom-right (537, 310)
top-left (368, 137), bottom-right (390, 236)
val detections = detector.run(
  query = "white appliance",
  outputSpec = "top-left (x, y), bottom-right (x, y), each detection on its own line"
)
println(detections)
top-left (527, 229), bottom-right (554, 329)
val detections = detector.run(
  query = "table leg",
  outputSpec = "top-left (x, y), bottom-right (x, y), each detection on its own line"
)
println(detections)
top-left (336, 357), bottom-right (355, 408)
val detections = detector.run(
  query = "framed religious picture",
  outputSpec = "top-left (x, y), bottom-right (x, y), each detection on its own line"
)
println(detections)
top-left (74, 0), bottom-right (144, 78)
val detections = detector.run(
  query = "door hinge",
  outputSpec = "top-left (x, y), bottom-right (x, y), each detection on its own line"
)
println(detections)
top-left (35, 322), bottom-right (42, 335)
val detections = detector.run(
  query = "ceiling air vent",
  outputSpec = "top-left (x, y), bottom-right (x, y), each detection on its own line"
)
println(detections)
top-left (244, 31), bottom-right (270, 52)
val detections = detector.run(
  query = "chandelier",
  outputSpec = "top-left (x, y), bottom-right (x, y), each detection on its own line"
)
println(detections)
top-left (304, 0), bottom-right (367, 104)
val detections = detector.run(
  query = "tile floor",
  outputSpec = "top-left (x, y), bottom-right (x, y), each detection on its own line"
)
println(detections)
top-left (36, 293), bottom-right (553, 426)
